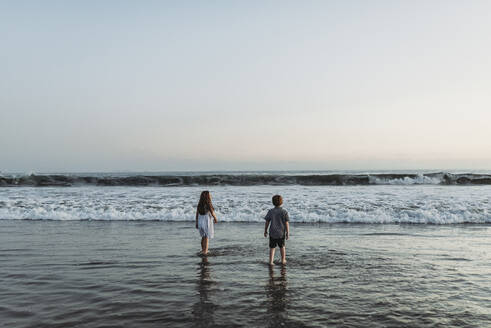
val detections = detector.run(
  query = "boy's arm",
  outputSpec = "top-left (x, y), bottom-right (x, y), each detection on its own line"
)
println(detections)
top-left (285, 221), bottom-right (290, 240)
top-left (264, 221), bottom-right (270, 237)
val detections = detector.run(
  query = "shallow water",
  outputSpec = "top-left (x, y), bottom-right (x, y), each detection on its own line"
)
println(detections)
top-left (1, 221), bottom-right (490, 327)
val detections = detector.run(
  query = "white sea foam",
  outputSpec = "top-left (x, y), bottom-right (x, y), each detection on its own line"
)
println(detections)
top-left (0, 185), bottom-right (490, 224)
top-left (369, 174), bottom-right (441, 185)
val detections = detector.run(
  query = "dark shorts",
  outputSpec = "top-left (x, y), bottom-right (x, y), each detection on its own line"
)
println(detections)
top-left (269, 237), bottom-right (285, 248)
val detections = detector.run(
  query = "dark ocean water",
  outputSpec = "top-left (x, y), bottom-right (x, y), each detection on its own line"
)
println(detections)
top-left (1, 221), bottom-right (490, 327)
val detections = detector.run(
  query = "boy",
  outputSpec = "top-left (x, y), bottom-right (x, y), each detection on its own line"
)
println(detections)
top-left (264, 195), bottom-right (290, 265)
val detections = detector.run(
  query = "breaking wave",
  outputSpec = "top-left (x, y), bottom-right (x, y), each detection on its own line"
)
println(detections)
top-left (1, 172), bottom-right (491, 187)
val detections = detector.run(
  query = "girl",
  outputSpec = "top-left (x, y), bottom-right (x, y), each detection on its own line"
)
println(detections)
top-left (195, 191), bottom-right (218, 255)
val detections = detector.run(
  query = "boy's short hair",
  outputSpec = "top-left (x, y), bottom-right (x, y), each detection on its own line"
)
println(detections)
top-left (272, 195), bottom-right (283, 207)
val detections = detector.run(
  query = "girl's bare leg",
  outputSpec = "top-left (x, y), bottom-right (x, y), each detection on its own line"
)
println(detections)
top-left (203, 237), bottom-right (209, 254)
top-left (280, 247), bottom-right (286, 264)
top-left (269, 248), bottom-right (275, 265)
top-left (200, 237), bottom-right (206, 253)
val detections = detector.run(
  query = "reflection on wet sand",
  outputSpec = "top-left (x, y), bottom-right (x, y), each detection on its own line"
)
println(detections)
top-left (192, 256), bottom-right (215, 327)
top-left (265, 265), bottom-right (289, 327)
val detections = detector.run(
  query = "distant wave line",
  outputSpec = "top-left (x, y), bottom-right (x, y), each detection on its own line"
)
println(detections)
top-left (1, 172), bottom-right (491, 187)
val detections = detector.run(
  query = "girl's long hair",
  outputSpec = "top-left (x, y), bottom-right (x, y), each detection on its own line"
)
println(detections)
top-left (197, 191), bottom-right (214, 215)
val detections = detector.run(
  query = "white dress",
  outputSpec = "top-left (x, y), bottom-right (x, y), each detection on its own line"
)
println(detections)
top-left (198, 211), bottom-right (214, 238)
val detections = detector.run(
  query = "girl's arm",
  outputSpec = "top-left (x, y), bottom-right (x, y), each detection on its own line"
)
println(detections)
top-left (195, 209), bottom-right (199, 229)
top-left (264, 221), bottom-right (270, 237)
top-left (285, 221), bottom-right (290, 240)
top-left (211, 210), bottom-right (218, 223)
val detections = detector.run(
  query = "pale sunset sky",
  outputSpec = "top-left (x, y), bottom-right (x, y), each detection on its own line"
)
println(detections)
top-left (1, 1), bottom-right (490, 172)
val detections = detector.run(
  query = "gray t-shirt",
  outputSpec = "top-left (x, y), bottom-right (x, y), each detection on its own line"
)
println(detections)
top-left (264, 207), bottom-right (289, 239)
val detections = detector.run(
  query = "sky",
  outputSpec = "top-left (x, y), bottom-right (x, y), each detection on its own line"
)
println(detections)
top-left (1, 0), bottom-right (491, 172)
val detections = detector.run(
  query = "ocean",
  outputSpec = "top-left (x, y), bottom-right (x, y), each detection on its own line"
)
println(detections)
top-left (1, 171), bottom-right (490, 327)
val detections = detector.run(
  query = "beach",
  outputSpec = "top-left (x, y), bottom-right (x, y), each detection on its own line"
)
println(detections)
top-left (1, 220), bottom-right (490, 327)
top-left (4, 1), bottom-right (491, 326)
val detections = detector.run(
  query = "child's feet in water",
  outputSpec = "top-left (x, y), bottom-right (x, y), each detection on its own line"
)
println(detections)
top-left (269, 262), bottom-right (274, 266)
top-left (281, 261), bottom-right (287, 265)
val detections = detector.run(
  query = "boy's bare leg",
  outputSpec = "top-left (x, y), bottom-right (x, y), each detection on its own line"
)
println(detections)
top-left (280, 247), bottom-right (286, 264)
top-left (269, 248), bottom-right (275, 265)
